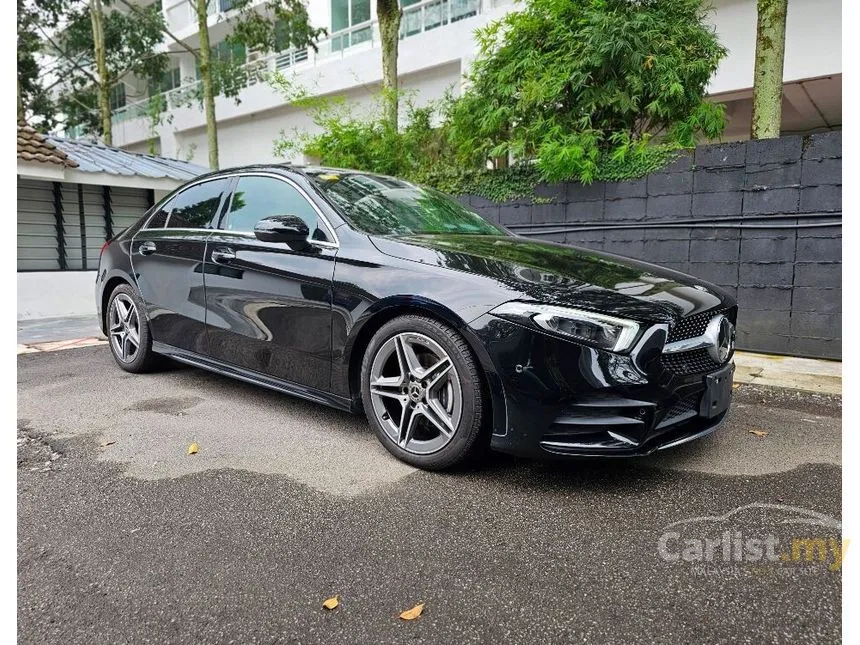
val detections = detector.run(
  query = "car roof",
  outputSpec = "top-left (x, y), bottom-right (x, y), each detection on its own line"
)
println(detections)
top-left (189, 164), bottom-right (405, 186)
top-left (190, 163), bottom-right (359, 179)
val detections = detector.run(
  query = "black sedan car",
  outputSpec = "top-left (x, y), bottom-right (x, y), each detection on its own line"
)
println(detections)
top-left (96, 165), bottom-right (736, 470)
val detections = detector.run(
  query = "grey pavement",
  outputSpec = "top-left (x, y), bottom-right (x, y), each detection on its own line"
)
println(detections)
top-left (17, 314), bottom-right (103, 345)
top-left (18, 346), bottom-right (842, 644)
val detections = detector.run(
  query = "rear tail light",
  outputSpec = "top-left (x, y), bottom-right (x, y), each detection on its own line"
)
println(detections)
top-left (100, 239), bottom-right (110, 256)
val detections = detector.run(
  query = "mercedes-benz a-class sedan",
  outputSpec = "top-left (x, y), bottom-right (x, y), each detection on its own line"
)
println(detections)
top-left (96, 165), bottom-right (736, 470)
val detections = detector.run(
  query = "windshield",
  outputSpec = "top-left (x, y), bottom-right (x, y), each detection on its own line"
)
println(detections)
top-left (306, 170), bottom-right (505, 236)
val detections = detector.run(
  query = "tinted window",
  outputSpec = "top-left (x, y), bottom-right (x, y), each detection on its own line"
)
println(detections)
top-left (166, 179), bottom-right (229, 229)
top-left (145, 198), bottom-right (173, 229)
top-left (222, 176), bottom-right (326, 240)
top-left (307, 171), bottom-right (503, 236)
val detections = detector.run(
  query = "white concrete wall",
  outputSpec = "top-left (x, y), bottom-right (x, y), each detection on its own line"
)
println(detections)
top-left (707, 0), bottom-right (842, 94)
top-left (18, 271), bottom-right (98, 320)
top-left (175, 61), bottom-right (461, 167)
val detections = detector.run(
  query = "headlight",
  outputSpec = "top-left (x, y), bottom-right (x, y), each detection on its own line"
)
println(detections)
top-left (490, 301), bottom-right (642, 353)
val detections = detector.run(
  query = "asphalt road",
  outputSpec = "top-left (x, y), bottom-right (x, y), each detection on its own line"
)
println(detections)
top-left (18, 346), bottom-right (842, 644)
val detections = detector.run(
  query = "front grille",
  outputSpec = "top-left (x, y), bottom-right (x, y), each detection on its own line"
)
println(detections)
top-left (667, 307), bottom-right (730, 342)
top-left (661, 348), bottom-right (723, 375)
top-left (657, 394), bottom-right (699, 428)
top-left (662, 306), bottom-right (736, 376)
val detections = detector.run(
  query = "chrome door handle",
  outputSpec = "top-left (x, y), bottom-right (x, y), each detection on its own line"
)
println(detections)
top-left (211, 247), bottom-right (236, 263)
top-left (139, 241), bottom-right (156, 256)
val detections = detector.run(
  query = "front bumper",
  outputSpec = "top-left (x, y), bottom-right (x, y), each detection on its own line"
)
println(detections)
top-left (469, 314), bottom-right (734, 458)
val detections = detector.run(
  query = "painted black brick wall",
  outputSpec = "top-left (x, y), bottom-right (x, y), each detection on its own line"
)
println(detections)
top-left (462, 131), bottom-right (842, 359)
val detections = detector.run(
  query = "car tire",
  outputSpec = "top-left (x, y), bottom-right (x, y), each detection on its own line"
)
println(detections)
top-left (105, 283), bottom-right (161, 373)
top-left (360, 315), bottom-right (488, 470)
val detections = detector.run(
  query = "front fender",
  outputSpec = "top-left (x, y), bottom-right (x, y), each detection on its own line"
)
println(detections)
top-left (338, 295), bottom-right (508, 435)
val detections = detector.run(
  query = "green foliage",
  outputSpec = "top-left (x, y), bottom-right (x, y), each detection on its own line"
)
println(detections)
top-left (271, 0), bottom-right (728, 199)
top-left (420, 164), bottom-right (544, 203)
top-left (164, 0), bottom-right (324, 151)
top-left (272, 82), bottom-right (444, 177)
top-left (146, 93), bottom-right (170, 153)
top-left (52, 0), bottom-right (169, 135)
top-left (446, 0), bottom-right (727, 183)
top-left (228, 0), bottom-right (326, 54)
top-left (18, 0), bottom-right (70, 129)
top-left (191, 0), bottom-right (327, 103)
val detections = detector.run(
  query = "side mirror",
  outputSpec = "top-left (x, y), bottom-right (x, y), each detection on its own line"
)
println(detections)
top-left (254, 215), bottom-right (310, 249)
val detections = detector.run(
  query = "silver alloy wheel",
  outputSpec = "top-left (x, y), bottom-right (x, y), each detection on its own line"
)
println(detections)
top-left (368, 332), bottom-right (463, 455)
top-left (109, 293), bottom-right (141, 363)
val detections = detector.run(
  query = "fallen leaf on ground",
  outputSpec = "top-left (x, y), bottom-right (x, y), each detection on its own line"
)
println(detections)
top-left (399, 603), bottom-right (425, 620)
top-left (322, 596), bottom-right (339, 610)
top-left (748, 430), bottom-right (769, 438)
top-left (732, 383), bottom-right (741, 390)
top-left (100, 440), bottom-right (116, 447)
top-left (187, 443), bottom-right (199, 455)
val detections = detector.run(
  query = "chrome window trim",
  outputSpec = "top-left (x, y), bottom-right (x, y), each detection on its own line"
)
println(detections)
top-left (139, 172), bottom-right (341, 249)
top-left (142, 175), bottom-right (232, 231)
top-left (218, 171), bottom-right (341, 248)
top-left (208, 229), bottom-right (338, 250)
top-left (164, 175), bottom-right (233, 231)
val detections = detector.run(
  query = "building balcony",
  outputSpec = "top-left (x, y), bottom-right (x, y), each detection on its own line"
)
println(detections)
top-left (107, 0), bottom-right (511, 142)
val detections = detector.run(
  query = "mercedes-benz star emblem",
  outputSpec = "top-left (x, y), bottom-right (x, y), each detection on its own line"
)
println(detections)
top-left (704, 314), bottom-right (736, 364)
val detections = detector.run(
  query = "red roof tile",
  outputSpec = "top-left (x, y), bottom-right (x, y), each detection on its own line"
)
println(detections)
top-left (17, 122), bottom-right (78, 168)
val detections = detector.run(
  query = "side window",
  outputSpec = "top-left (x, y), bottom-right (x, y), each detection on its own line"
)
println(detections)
top-left (145, 198), bottom-right (174, 229)
top-left (222, 176), bottom-right (327, 241)
top-left (166, 178), bottom-right (230, 229)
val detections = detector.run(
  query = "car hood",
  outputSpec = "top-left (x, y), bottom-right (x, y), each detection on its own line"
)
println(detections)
top-left (370, 234), bottom-right (733, 323)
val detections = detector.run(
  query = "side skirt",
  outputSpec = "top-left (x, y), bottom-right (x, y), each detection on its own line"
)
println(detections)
top-left (152, 342), bottom-right (354, 413)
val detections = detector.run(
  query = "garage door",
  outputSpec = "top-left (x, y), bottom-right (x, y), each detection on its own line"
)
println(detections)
top-left (61, 183), bottom-right (108, 271)
top-left (17, 179), bottom-right (153, 272)
top-left (111, 187), bottom-right (151, 234)
top-left (17, 179), bottom-right (60, 271)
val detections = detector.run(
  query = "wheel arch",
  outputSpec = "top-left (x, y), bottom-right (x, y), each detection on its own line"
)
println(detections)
top-left (345, 297), bottom-right (507, 435)
top-left (100, 273), bottom-right (134, 334)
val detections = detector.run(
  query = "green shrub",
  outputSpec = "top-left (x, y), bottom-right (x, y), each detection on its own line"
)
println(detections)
top-left (446, 0), bottom-right (726, 183)
top-left (271, 0), bottom-right (727, 199)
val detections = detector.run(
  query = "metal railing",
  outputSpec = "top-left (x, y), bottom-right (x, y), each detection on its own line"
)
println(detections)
top-left (110, 0), bottom-right (499, 127)
top-left (111, 100), bottom-right (152, 124)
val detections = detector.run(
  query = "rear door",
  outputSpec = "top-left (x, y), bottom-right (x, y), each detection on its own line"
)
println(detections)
top-left (131, 177), bottom-right (232, 354)
top-left (203, 173), bottom-right (338, 391)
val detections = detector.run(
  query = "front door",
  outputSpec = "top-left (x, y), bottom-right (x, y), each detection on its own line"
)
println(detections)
top-left (131, 177), bottom-right (231, 354)
top-left (203, 174), bottom-right (338, 392)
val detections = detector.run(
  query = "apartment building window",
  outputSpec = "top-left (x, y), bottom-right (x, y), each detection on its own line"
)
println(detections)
top-left (401, 0), bottom-right (479, 37)
top-left (109, 84), bottom-right (126, 111)
top-left (149, 67), bottom-right (181, 96)
top-left (214, 40), bottom-right (246, 64)
top-left (197, 40), bottom-right (247, 79)
top-left (331, 0), bottom-right (371, 52)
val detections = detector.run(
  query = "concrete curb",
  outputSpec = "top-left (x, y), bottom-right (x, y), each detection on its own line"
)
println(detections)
top-left (16, 337), bottom-right (107, 355)
top-left (734, 351), bottom-right (841, 396)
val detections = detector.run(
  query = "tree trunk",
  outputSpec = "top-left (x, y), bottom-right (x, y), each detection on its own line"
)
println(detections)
top-left (90, 0), bottom-right (112, 145)
top-left (196, 0), bottom-right (219, 169)
top-left (750, 0), bottom-right (788, 139)
top-left (377, 0), bottom-right (401, 129)
top-left (17, 76), bottom-right (24, 122)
